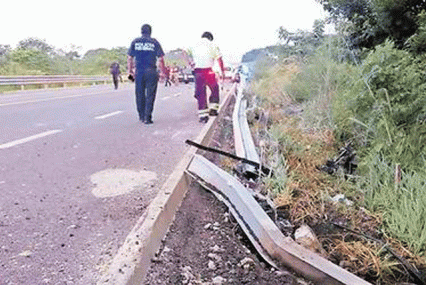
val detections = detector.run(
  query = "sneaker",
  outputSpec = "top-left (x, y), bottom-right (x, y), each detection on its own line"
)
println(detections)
top-left (144, 119), bottom-right (154, 125)
top-left (199, 116), bottom-right (209, 123)
top-left (209, 109), bottom-right (218, 116)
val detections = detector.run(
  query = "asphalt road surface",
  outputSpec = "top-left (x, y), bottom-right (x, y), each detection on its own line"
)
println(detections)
top-left (0, 82), bottom-right (211, 284)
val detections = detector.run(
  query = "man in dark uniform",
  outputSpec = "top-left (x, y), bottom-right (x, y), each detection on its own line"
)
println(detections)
top-left (127, 24), bottom-right (166, 124)
top-left (110, 62), bottom-right (121, 89)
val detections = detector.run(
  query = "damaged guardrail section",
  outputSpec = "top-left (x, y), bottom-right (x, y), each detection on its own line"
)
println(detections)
top-left (232, 81), bottom-right (261, 178)
top-left (187, 154), bottom-right (371, 285)
top-left (186, 78), bottom-right (372, 284)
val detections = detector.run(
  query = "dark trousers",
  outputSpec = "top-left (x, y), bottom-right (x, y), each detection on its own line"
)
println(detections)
top-left (193, 68), bottom-right (219, 116)
top-left (112, 74), bottom-right (119, 89)
top-left (135, 70), bottom-right (159, 121)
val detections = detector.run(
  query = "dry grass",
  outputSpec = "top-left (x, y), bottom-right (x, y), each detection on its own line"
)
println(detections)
top-left (257, 110), bottom-right (426, 282)
top-left (251, 61), bottom-right (299, 107)
top-left (247, 62), bottom-right (425, 282)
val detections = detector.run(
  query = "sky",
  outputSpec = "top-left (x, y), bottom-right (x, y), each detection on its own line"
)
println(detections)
top-left (2, 0), bottom-right (328, 64)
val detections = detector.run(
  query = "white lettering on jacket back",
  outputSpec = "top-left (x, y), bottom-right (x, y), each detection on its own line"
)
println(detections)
top-left (135, 42), bottom-right (155, 51)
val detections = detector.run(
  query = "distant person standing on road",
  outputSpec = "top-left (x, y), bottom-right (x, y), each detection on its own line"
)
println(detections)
top-left (127, 24), bottom-right (166, 124)
top-left (185, 31), bottom-right (225, 123)
top-left (164, 66), bottom-right (172, 87)
top-left (110, 62), bottom-right (121, 90)
top-left (170, 64), bottom-right (179, 85)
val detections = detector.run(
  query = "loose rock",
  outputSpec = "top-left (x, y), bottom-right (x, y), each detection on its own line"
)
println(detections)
top-left (208, 260), bottom-right (216, 270)
top-left (212, 276), bottom-right (226, 284)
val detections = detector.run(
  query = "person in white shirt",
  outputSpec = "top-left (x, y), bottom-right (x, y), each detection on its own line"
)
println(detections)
top-left (185, 32), bottom-right (225, 123)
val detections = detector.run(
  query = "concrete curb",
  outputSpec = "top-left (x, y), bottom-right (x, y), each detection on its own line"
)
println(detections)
top-left (97, 83), bottom-right (237, 285)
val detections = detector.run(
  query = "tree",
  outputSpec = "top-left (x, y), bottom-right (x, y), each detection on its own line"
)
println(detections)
top-left (277, 22), bottom-right (326, 57)
top-left (81, 47), bottom-right (127, 75)
top-left (313, 19), bottom-right (325, 39)
top-left (18, 37), bottom-right (54, 55)
top-left (83, 48), bottom-right (108, 58)
top-left (9, 48), bottom-right (52, 74)
top-left (406, 10), bottom-right (426, 53)
top-left (277, 26), bottom-right (291, 45)
top-left (62, 44), bottom-right (82, 61)
top-left (317, 0), bottom-right (426, 52)
top-left (0, 44), bottom-right (11, 57)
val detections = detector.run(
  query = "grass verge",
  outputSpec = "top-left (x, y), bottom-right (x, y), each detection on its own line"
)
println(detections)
top-left (246, 53), bottom-right (426, 283)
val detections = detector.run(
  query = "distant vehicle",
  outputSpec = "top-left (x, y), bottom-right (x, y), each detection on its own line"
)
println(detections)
top-left (178, 70), bottom-right (194, 84)
top-left (228, 66), bottom-right (241, 83)
top-left (232, 72), bottom-right (241, 83)
top-left (223, 67), bottom-right (233, 80)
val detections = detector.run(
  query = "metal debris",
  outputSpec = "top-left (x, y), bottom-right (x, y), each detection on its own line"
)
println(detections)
top-left (185, 139), bottom-right (272, 178)
top-left (319, 143), bottom-right (357, 176)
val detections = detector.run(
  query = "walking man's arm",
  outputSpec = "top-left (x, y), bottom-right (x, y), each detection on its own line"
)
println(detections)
top-left (127, 55), bottom-right (135, 81)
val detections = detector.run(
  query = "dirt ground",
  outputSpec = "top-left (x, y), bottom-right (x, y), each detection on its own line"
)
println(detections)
top-left (144, 94), bottom-right (313, 285)
top-left (144, 183), bottom-right (309, 285)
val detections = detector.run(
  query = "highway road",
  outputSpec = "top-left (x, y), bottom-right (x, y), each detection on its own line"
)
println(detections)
top-left (0, 82), bottom-right (212, 284)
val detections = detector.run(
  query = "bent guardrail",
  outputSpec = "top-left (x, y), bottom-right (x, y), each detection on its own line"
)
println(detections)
top-left (0, 75), bottom-right (112, 91)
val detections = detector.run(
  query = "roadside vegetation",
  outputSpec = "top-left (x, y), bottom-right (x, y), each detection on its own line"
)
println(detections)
top-left (246, 1), bottom-right (426, 283)
top-left (0, 38), bottom-right (185, 93)
top-left (0, 38), bottom-right (128, 76)
top-left (0, 38), bottom-right (130, 92)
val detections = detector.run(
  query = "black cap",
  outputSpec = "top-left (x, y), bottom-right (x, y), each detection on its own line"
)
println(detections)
top-left (202, 31), bottom-right (213, 41)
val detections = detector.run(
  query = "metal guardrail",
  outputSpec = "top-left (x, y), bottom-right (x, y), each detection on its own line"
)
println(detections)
top-left (187, 77), bottom-right (371, 284)
top-left (232, 80), bottom-right (261, 178)
top-left (0, 75), bottom-right (111, 90)
top-left (188, 155), bottom-right (371, 285)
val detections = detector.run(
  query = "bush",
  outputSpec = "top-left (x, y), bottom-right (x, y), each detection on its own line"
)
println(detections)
top-left (361, 156), bottom-right (426, 255)
top-left (9, 48), bottom-right (53, 74)
top-left (334, 40), bottom-right (426, 255)
top-left (283, 38), bottom-right (356, 130)
top-left (338, 40), bottom-right (426, 172)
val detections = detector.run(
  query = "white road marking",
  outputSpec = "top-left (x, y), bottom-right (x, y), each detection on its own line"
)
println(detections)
top-left (0, 130), bottom-right (63, 149)
top-left (95, 110), bottom-right (124, 120)
top-left (161, 93), bottom-right (181, 101)
top-left (171, 131), bottom-right (182, 139)
top-left (0, 90), bottom-right (116, 107)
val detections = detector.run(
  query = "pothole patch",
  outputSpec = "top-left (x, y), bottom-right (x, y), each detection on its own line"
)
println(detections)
top-left (90, 168), bottom-right (157, 198)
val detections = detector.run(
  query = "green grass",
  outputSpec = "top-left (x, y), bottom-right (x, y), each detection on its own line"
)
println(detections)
top-left (249, 35), bottom-right (426, 282)
top-left (362, 157), bottom-right (426, 255)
